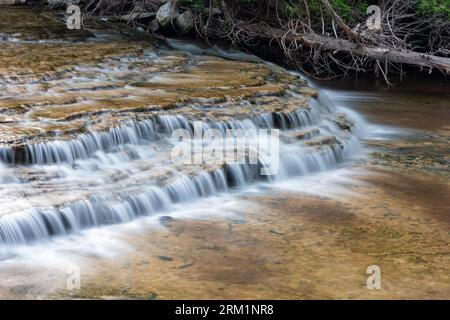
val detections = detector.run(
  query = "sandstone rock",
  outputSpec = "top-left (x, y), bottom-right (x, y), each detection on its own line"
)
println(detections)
top-left (298, 86), bottom-right (319, 98)
top-left (333, 119), bottom-right (352, 131)
top-left (306, 136), bottom-right (340, 147)
top-left (175, 10), bottom-right (194, 34)
top-left (156, 1), bottom-right (179, 28)
top-left (293, 129), bottom-right (320, 140)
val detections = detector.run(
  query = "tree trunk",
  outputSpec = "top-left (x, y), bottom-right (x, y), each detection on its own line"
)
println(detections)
top-left (261, 26), bottom-right (450, 74)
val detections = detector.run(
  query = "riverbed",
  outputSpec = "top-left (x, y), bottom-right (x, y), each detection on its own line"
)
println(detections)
top-left (0, 6), bottom-right (448, 299)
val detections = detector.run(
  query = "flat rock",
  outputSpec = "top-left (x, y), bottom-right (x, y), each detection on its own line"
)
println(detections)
top-left (0, 6), bottom-right (91, 41)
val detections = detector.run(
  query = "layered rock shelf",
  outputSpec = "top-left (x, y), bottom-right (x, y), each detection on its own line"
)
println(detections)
top-left (0, 6), bottom-right (359, 247)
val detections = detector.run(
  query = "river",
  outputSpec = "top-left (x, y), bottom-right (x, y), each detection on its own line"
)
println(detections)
top-left (0, 6), bottom-right (448, 299)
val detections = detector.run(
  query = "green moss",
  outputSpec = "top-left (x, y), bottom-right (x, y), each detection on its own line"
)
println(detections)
top-left (180, 0), bottom-right (205, 8)
top-left (282, 0), bottom-right (368, 27)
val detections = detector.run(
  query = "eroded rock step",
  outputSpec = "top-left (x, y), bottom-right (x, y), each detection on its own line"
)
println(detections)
top-left (0, 112), bottom-right (355, 211)
top-left (0, 97), bottom-right (337, 165)
top-left (0, 43), bottom-right (310, 155)
top-left (0, 92), bottom-right (356, 244)
top-left (0, 131), bottom-right (356, 246)
top-left (0, 45), bottom-right (289, 118)
top-left (0, 40), bottom-right (324, 165)
top-left (0, 6), bottom-right (362, 247)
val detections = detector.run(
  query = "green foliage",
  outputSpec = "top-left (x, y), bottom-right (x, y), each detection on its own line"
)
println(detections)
top-left (332, 0), bottom-right (368, 22)
top-left (283, 0), bottom-right (368, 25)
top-left (180, 0), bottom-right (206, 9)
top-left (417, 0), bottom-right (450, 17)
top-left (180, 0), bottom-right (448, 24)
top-left (180, 0), bottom-right (258, 8)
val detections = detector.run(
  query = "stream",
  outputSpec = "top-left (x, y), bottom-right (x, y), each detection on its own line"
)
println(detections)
top-left (0, 6), bottom-right (448, 299)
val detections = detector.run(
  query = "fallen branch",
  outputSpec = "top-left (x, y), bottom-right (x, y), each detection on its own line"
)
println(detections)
top-left (261, 25), bottom-right (450, 74)
top-left (114, 12), bottom-right (155, 21)
top-left (320, 0), bottom-right (361, 42)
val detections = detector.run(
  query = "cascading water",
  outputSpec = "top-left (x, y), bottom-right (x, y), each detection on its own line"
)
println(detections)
top-left (0, 33), bottom-right (366, 250)
top-left (0, 94), bottom-right (362, 246)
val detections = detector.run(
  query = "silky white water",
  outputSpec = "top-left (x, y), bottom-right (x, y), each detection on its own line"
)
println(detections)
top-left (0, 38), bottom-right (380, 267)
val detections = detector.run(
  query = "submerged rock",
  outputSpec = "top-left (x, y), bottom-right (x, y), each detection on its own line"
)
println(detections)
top-left (333, 119), bottom-right (352, 131)
top-left (159, 216), bottom-right (175, 226)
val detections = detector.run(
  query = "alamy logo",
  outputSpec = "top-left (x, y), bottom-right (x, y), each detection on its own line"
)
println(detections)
top-left (171, 123), bottom-right (280, 176)
top-left (366, 5), bottom-right (382, 30)
top-left (66, 5), bottom-right (81, 30)
top-left (366, 265), bottom-right (381, 289)
top-left (66, 264), bottom-right (81, 290)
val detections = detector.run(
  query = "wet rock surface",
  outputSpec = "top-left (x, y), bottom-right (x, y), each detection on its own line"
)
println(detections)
top-left (0, 6), bottom-right (356, 244)
top-left (0, 6), bottom-right (91, 41)
top-left (0, 11), bottom-right (304, 147)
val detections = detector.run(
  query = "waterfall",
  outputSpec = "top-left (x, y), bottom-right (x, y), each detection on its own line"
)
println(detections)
top-left (0, 106), bottom-right (328, 166)
top-left (0, 38), bottom-right (366, 248)
top-left (0, 125), bottom-right (358, 246)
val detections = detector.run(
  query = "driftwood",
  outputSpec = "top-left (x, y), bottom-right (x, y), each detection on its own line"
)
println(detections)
top-left (198, 0), bottom-right (450, 81)
top-left (114, 11), bottom-right (155, 21)
top-left (263, 26), bottom-right (450, 74)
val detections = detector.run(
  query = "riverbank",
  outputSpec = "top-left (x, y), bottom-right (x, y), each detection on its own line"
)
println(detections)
top-left (47, 0), bottom-right (450, 81)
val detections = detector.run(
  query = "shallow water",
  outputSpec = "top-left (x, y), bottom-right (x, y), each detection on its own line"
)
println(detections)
top-left (0, 7), bottom-right (448, 299)
top-left (314, 75), bottom-right (450, 132)
top-left (0, 8), bottom-right (363, 248)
